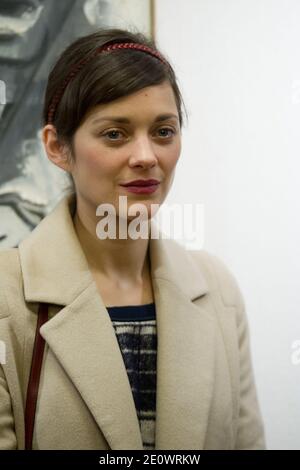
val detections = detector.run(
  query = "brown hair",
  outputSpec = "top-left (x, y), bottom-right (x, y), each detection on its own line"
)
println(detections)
top-left (42, 27), bottom-right (187, 192)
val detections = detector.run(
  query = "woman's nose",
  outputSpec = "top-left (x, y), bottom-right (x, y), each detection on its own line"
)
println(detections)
top-left (128, 136), bottom-right (158, 167)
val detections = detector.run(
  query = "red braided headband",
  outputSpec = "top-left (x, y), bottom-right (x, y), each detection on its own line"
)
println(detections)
top-left (47, 42), bottom-right (168, 124)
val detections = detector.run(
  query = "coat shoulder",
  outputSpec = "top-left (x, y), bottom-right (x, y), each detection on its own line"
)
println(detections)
top-left (189, 248), bottom-right (246, 312)
top-left (0, 248), bottom-right (22, 320)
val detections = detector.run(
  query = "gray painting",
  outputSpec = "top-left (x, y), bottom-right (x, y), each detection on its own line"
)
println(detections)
top-left (0, 0), bottom-right (152, 248)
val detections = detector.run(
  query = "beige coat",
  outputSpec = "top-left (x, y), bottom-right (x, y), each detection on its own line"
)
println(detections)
top-left (0, 193), bottom-right (266, 450)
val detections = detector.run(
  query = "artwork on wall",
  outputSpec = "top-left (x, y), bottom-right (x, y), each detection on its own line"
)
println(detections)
top-left (0, 0), bottom-right (154, 248)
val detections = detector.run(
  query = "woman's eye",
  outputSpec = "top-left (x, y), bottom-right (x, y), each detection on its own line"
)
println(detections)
top-left (102, 130), bottom-right (124, 141)
top-left (157, 128), bottom-right (176, 138)
top-left (100, 127), bottom-right (176, 142)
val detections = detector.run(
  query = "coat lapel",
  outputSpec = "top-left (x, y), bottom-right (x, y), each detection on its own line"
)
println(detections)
top-left (18, 193), bottom-right (216, 450)
top-left (39, 281), bottom-right (144, 449)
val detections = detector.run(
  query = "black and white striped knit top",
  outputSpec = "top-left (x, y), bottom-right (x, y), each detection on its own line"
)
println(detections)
top-left (106, 303), bottom-right (157, 450)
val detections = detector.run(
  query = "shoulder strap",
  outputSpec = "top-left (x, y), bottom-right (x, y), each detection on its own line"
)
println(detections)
top-left (25, 303), bottom-right (49, 450)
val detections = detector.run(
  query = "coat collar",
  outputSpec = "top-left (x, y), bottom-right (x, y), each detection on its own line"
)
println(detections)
top-left (18, 193), bottom-right (216, 450)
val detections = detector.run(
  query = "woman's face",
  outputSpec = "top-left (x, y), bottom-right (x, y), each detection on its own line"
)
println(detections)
top-left (67, 80), bottom-right (181, 224)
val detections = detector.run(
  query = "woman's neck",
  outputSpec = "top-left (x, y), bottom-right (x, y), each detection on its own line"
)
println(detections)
top-left (72, 207), bottom-right (151, 285)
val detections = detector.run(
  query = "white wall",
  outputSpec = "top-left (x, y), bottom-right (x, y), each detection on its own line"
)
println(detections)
top-left (155, 0), bottom-right (300, 450)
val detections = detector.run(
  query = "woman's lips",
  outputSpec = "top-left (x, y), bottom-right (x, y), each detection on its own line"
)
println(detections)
top-left (120, 183), bottom-right (160, 194)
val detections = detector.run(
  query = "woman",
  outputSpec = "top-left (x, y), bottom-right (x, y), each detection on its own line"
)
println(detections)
top-left (0, 28), bottom-right (266, 450)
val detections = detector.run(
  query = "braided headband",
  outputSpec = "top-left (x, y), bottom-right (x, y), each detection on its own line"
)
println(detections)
top-left (47, 42), bottom-right (168, 124)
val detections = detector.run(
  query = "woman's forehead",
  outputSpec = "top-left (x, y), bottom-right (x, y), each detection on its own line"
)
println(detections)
top-left (84, 85), bottom-right (178, 125)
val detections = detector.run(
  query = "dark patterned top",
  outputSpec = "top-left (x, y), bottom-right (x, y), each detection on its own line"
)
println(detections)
top-left (106, 303), bottom-right (157, 450)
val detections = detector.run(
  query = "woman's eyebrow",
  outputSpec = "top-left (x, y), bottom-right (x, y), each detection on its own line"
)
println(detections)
top-left (90, 113), bottom-right (179, 125)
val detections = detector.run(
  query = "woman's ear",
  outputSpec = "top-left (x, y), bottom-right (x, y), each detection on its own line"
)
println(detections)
top-left (42, 124), bottom-right (73, 173)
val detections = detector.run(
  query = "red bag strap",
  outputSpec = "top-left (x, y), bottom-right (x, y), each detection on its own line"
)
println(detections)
top-left (25, 303), bottom-right (49, 450)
